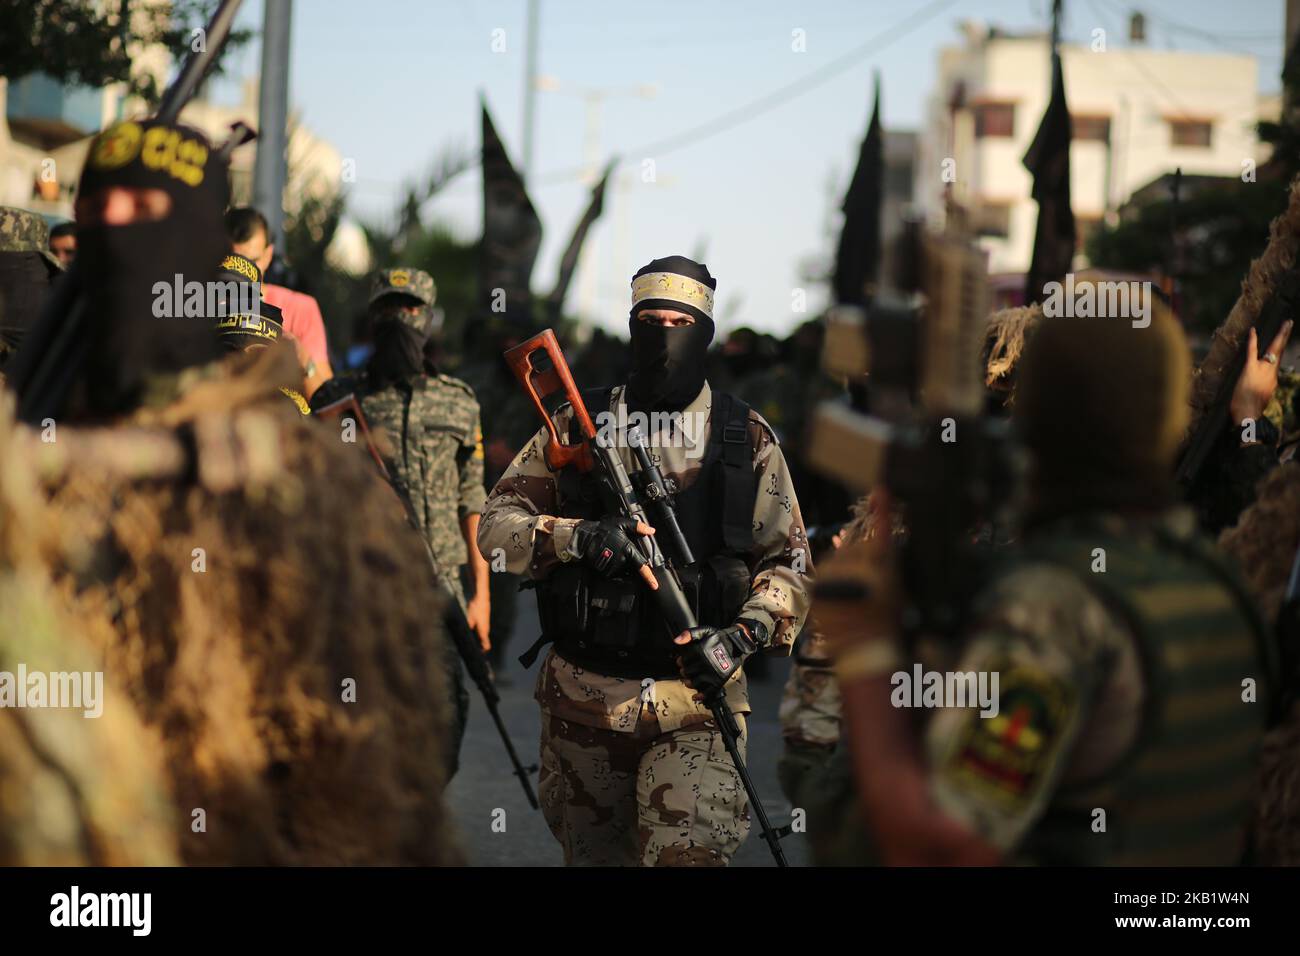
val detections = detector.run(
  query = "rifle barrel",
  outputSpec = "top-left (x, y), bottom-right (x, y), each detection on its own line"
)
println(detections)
top-left (156, 0), bottom-right (245, 123)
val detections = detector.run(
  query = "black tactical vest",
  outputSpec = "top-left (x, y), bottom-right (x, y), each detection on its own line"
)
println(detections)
top-left (526, 386), bottom-right (757, 678)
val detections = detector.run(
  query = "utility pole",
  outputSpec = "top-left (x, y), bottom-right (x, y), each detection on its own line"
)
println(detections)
top-left (535, 77), bottom-right (656, 320)
top-left (253, 0), bottom-right (293, 246)
top-left (1286, 0), bottom-right (1300, 121)
top-left (521, 0), bottom-right (541, 184)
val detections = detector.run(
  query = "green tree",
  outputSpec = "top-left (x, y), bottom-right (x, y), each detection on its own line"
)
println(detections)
top-left (1088, 181), bottom-right (1291, 333)
top-left (0, 0), bottom-right (251, 104)
top-left (281, 145), bottom-right (485, 366)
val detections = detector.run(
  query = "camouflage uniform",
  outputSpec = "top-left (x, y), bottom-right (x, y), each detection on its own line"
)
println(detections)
top-left (312, 269), bottom-right (487, 607)
top-left (0, 207), bottom-right (63, 380)
top-left (311, 269), bottom-right (485, 764)
top-left (0, 206), bottom-right (60, 266)
top-left (822, 508), bottom-right (1270, 866)
top-left (776, 624), bottom-right (841, 805)
top-left (459, 346), bottom-right (543, 670)
top-left (479, 381), bottom-right (812, 865)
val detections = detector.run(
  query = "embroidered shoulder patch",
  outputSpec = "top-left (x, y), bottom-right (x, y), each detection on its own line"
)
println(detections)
top-left (943, 664), bottom-right (1073, 806)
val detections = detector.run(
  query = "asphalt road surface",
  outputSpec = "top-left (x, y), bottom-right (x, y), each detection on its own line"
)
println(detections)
top-left (446, 598), bottom-right (814, 867)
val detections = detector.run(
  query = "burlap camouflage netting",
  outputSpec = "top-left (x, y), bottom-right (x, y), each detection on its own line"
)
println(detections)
top-left (983, 303), bottom-right (1043, 393)
top-left (1219, 462), bottom-right (1300, 865)
top-left (11, 348), bottom-right (464, 865)
top-left (0, 394), bottom-right (177, 865)
top-left (1219, 462), bottom-right (1300, 626)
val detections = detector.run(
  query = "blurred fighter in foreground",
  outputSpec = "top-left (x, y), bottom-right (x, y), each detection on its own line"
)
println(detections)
top-left (818, 296), bottom-right (1273, 865)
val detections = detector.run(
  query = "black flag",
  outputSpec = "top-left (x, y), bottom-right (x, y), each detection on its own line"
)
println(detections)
top-left (480, 99), bottom-right (542, 323)
top-left (1023, 35), bottom-right (1074, 304)
top-left (547, 161), bottom-right (614, 321)
top-left (832, 73), bottom-right (883, 306)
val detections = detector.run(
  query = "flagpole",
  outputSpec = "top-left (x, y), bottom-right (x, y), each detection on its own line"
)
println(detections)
top-left (253, 0), bottom-right (293, 251)
top-left (521, 0), bottom-right (540, 185)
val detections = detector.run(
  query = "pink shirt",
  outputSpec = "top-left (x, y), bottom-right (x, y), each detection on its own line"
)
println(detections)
top-left (263, 284), bottom-right (331, 372)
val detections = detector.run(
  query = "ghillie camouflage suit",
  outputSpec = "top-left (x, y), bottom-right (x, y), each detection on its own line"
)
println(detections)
top-left (1219, 462), bottom-right (1300, 865)
top-left (0, 394), bottom-right (177, 865)
top-left (11, 347), bottom-right (465, 865)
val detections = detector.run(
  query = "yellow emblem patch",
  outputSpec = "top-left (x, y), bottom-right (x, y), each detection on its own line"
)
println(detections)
top-left (140, 126), bottom-right (207, 187)
top-left (220, 255), bottom-right (261, 284)
top-left (279, 386), bottom-right (311, 416)
top-left (388, 270), bottom-right (411, 287)
top-left (90, 122), bottom-right (144, 170)
top-left (943, 664), bottom-right (1073, 807)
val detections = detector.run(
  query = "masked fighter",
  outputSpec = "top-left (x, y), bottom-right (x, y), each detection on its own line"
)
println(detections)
top-left (478, 255), bottom-right (811, 866)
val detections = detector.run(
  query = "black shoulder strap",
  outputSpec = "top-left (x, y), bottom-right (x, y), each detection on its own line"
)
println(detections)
top-left (714, 392), bottom-right (754, 553)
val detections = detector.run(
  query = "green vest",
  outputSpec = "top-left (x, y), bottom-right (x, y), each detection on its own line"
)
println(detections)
top-left (1014, 514), bottom-right (1272, 866)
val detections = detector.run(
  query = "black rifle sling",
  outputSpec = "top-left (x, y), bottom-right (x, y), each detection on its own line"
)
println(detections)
top-left (715, 392), bottom-right (754, 554)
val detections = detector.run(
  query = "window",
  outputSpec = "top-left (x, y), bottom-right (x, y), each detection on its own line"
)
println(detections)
top-left (974, 102), bottom-right (1016, 138)
top-left (885, 159), bottom-right (913, 201)
top-left (974, 201), bottom-right (1012, 239)
top-left (1169, 119), bottom-right (1212, 148)
top-left (1072, 115), bottom-right (1111, 143)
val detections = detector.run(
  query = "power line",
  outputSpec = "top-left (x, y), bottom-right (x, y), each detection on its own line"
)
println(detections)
top-left (533, 0), bottom-right (962, 185)
top-left (1087, 0), bottom-right (1218, 121)
top-left (346, 0), bottom-right (961, 204)
top-left (1098, 0), bottom-right (1273, 122)
top-left (1135, 0), bottom-right (1284, 52)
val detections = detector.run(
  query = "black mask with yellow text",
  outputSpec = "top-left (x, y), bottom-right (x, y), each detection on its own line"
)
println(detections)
top-left (71, 119), bottom-right (230, 417)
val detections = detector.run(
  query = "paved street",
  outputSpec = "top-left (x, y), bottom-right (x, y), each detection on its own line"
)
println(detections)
top-left (447, 600), bottom-right (812, 867)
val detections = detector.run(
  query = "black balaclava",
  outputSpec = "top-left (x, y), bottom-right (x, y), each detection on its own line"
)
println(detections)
top-left (626, 255), bottom-right (716, 412)
top-left (73, 118), bottom-right (230, 417)
top-left (368, 294), bottom-right (433, 386)
top-left (0, 253), bottom-right (59, 360)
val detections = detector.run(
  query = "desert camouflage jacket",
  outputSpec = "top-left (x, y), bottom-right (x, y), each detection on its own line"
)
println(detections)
top-left (479, 381), bottom-right (812, 732)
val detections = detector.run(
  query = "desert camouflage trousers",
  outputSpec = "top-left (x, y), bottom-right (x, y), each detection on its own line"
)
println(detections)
top-left (538, 711), bottom-right (751, 866)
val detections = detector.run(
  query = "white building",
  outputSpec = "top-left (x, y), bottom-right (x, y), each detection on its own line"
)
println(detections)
top-left (918, 21), bottom-right (1265, 277)
top-left (1, 21), bottom-right (345, 259)
top-left (180, 80), bottom-right (344, 218)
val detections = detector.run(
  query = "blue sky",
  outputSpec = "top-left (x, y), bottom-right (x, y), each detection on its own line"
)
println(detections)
top-left (208, 0), bottom-right (1284, 336)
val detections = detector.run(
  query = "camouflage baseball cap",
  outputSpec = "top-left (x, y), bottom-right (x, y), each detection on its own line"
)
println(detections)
top-left (0, 207), bottom-right (62, 271)
top-left (370, 267), bottom-right (435, 307)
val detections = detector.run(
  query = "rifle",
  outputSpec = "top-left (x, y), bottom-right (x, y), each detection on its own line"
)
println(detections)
top-left (313, 393), bottom-right (539, 809)
top-left (806, 218), bottom-right (1023, 641)
top-left (1176, 175), bottom-right (1300, 489)
top-left (501, 329), bottom-right (790, 867)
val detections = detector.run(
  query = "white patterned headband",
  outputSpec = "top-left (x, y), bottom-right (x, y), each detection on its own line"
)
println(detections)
top-left (631, 271), bottom-right (715, 320)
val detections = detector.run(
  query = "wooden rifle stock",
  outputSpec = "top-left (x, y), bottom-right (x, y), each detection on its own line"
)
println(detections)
top-left (503, 329), bottom-right (595, 472)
